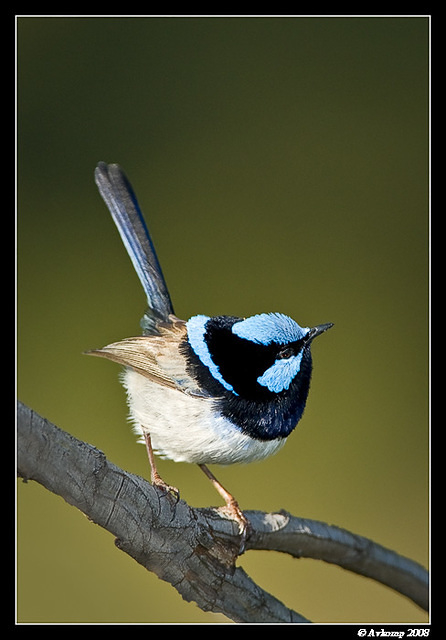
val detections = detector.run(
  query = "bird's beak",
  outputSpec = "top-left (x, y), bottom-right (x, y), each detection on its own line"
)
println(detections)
top-left (306, 322), bottom-right (334, 342)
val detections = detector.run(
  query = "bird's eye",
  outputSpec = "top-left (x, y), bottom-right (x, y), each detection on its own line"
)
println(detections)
top-left (278, 346), bottom-right (294, 359)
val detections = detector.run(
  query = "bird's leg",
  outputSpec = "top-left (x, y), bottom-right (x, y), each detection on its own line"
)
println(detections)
top-left (198, 463), bottom-right (251, 548)
top-left (144, 432), bottom-right (179, 498)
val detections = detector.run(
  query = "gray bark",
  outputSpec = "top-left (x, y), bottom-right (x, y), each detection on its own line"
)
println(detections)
top-left (17, 401), bottom-right (429, 622)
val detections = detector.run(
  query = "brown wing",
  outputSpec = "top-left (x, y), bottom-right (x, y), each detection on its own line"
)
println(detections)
top-left (86, 319), bottom-right (188, 392)
top-left (87, 337), bottom-right (179, 390)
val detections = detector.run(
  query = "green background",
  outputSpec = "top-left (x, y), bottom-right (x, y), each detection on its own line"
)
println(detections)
top-left (17, 16), bottom-right (429, 623)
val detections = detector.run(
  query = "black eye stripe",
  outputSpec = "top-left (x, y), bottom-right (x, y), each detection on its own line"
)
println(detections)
top-left (278, 347), bottom-right (294, 359)
top-left (278, 340), bottom-right (304, 360)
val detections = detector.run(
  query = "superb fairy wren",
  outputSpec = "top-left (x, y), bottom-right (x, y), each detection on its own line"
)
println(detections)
top-left (89, 162), bottom-right (333, 538)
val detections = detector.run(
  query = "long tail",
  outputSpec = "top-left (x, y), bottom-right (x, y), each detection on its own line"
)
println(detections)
top-left (94, 162), bottom-right (174, 327)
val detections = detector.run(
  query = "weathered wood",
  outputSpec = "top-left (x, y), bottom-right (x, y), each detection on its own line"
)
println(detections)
top-left (17, 401), bottom-right (429, 622)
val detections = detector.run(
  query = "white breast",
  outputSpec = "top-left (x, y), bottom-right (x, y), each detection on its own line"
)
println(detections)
top-left (122, 368), bottom-right (286, 465)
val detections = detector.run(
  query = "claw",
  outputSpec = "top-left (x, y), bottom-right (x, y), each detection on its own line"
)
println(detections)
top-left (152, 475), bottom-right (180, 502)
top-left (218, 500), bottom-right (251, 553)
top-left (143, 432), bottom-right (179, 501)
top-left (199, 464), bottom-right (251, 554)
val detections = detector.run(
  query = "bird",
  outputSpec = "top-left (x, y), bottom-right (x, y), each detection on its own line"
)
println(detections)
top-left (88, 162), bottom-right (333, 541)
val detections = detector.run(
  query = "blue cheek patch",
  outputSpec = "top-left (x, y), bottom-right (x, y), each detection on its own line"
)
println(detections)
top-left (257, 352), bottom-right (304, 393)
top-left (186, 315), bottom-right (238, 394)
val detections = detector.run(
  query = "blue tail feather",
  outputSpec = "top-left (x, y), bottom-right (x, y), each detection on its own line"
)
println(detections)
top-left (94, 162), bottom-right (174, 324)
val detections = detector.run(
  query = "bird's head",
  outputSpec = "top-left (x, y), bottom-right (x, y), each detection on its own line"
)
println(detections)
top-left (186, 313), bottom-right (333, 401)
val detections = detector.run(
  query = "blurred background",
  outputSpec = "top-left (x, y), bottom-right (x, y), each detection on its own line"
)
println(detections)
top-left (17, 16), bottom-right (429, 623)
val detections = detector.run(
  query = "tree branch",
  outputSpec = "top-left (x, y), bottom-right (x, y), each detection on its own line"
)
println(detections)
top-left (16, 401), bottom-right (428, 622)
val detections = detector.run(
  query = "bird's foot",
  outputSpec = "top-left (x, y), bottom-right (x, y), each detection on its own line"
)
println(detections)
top-left (217, 499), bottom-right (251, 553)
top-left (151, 472), bottom-right (180, 501)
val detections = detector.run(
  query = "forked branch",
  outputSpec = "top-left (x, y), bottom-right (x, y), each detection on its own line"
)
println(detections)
top-left (16, 401), bottom-right (428, 623)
